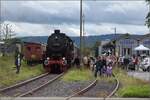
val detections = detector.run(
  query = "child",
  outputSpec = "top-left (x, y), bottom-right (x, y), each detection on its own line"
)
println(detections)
top-left (106, 63), bottom-right (112, 77)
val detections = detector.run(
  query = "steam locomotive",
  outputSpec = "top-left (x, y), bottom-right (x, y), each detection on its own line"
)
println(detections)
top-left (43, 30), bottom-right (74, 73)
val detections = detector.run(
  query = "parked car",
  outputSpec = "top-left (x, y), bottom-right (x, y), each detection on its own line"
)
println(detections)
top-left (139, 57), bottom-right (150, 72)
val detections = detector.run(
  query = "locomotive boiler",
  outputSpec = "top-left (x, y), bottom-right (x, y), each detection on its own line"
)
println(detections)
top-left (43, 30), bottom-right (74, 73)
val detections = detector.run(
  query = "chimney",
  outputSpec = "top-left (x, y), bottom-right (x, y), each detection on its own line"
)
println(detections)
top-left (54, 29), bottom-right (60, 34)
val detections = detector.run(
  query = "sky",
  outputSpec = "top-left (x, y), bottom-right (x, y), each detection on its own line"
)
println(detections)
top-left (1, 0), bottom-right (150, 37)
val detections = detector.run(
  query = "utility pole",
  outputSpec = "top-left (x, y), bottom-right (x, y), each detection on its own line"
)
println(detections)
top-left (6, 24), bottom-right (9, 40)
top-left (0, 23), bottom-right (2, 40)
top-left (80, 0), bottom-right (83, 52)
top-left (83, 14), bottom-right (85, 50)
top-left (149, 4), bottom-right (150, 33)
top-left (113, 27), bottom-right (116, 35)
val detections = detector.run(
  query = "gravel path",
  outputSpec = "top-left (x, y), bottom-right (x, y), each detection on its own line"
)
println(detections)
top-left (78, 80), bottom-right (116, 97)
top-left (26, 80), bottom-right (93, 97)
top-left (0, 74), bottom-right (57, 97)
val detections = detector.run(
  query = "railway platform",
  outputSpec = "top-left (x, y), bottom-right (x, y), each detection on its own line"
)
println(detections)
top-left (0, 97), bottom-right (149, 100)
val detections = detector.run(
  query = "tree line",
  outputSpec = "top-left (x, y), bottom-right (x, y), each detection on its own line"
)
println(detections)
top-left (146, 0), bottom-right (150, 28)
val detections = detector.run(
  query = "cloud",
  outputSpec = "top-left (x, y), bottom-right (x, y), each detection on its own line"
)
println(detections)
top-left (1, 1), bottom-right (149, 36)
top-left (84, 1), bottom-right (148, 25)
top-left (3, 21), bottom-right (149, 37)
top-left (1, 1), bottom-right (80, 24)
top-left (1, 1), bottom-right (148, 25)
top-left (84, 22), bottom-right (149, 36)
top-left (2, 21), bottom-right (80, 37)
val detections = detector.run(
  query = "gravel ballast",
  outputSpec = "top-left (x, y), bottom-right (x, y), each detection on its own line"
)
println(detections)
top-left (78, 80), bottom-right (116, 97)
top-left (26, 80), bottom-right (93, 97)
top-left (0, 74), bottom-right (57, 97)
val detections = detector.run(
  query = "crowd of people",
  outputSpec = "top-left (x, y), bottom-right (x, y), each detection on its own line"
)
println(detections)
top-left (118, 54), bottom-right (149, 71)
top-left (73, 53), bottom-right (149, 78)
top-left (91, 55), bottom-right (116, 78)
top-left (73, 55), bottom-right (117, 78)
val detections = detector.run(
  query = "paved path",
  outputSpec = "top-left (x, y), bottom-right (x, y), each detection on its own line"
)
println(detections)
top-left (0, 97), bottom-right (150, 100)
top-left (127, 71), bottom-right (150, 81)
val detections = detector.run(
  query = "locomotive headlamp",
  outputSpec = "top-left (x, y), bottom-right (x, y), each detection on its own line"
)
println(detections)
top-left (44, 59), bottom-right (49, 65)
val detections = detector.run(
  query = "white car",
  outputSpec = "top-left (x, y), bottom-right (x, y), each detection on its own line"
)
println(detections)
top-left (139, 57), bottom-right (150, 72)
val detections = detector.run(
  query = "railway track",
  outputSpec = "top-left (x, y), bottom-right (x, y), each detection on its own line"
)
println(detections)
top-left (0, 71), bottom-right (119, 98)
top-left (0, 73), bottom-right (64, 97)
top-left (106, 74), bottom-right (120, 98)
top-left (66, 74), bottom-right (119, 100)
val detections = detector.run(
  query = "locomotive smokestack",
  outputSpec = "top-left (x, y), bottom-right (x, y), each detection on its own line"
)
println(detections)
top-left (54, 29), bottom-right (60, 34)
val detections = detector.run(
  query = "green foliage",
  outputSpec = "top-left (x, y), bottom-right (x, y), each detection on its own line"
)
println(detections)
top-left (114, 67), bottom-right (150, 97)
top-left (92, 41), bottom-right (101, 57)
top-left (82, 46), bottom-right (92, 56)
top-left (146, 0), bottom-right (150, 28)
top-left (0, 55), bottom-right (44, 87)
top-left (4, 38), bottom-right (22, 45)
top-left (118, 85), bottom-right (150, 97)
top-left (62, 67), bottom-right (94, 82)
top-left (146, 0), bottom-right (150, 3)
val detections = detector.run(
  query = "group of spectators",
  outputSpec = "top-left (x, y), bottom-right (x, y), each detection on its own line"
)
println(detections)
top-left (73, 55), bottom-right (117, 78)
top-left (93, 55), bottom-right (116, 78)
top-left (118, 55), bottom-right (140, 71)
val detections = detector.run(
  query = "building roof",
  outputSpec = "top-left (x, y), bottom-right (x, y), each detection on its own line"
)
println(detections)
top-left (112, 33), bottom-right (149, 42)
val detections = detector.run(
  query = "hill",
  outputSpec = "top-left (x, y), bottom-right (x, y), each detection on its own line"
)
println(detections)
top-left (20, 34), bottom-right (144, 47)
top-left (21, 34), bottom-right (122, 47)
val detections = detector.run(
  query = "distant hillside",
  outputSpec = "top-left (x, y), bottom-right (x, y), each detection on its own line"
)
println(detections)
top-left (20, 34), bottom-right (141, 47)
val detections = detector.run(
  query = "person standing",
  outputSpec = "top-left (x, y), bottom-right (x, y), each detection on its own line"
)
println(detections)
top-left (102, 56), bottom-right (107, 75)
top-left (94, 57), bottom-right (103, 78)
top-left (74, 56), bottom-right (80, 68)
top-left (15, 53), bottom-right (22, 74)
top-left (90, 57), bottom-right (95, 71)
top-left (83, 56), bottom-right (88, 68)
top-left (106, 63), bottom-right (113, 77)
top-left (132, 55), bottom-right (139, 71)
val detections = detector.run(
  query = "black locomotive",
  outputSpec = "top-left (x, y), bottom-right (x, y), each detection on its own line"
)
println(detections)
top-left (43, 30), bottom-right (74, 73)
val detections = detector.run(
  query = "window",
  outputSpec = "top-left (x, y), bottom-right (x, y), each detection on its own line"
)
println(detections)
top-left (127, 48), bottom-right (130, 55)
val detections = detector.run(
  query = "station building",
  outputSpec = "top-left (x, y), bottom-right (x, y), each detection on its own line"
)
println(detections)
top-left (98, 33), bottom-right (150, 57)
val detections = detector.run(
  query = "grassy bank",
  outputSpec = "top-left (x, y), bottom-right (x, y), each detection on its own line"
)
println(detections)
top-left (114, 67), bottom-right (150, 97)
top-left (0, 55), bottom-right (44, 87)
top-left (62, 67), bottom-right (94, 82)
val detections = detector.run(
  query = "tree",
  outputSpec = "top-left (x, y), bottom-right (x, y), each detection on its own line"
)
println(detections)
top-left (0, 23), bottom-right (16, 40)
top-left (92, 41), bottom-right (101, 57)
top-left (146, 0), bottom-right (150, 28)
top-left (0, 23), bottom-right (16, 56)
